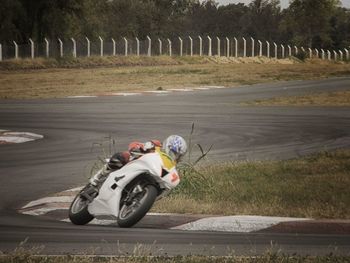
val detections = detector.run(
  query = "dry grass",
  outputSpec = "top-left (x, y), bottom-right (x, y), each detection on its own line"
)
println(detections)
top-left (152, 150), bottom-right (350, 219)
top-left (245, 90), bottom-right (350, 106)
top-left (1, 255), bottom-right (349, 263)
top-left (0, 56), bottom-right (349, 99)
top-left (1, 256), bottom-right (350, 263)
top-left (1, 248), bottom-right (349, 263)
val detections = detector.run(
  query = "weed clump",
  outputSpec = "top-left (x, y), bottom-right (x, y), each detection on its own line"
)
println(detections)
top-left (154, 150), bottom-right (350, 219)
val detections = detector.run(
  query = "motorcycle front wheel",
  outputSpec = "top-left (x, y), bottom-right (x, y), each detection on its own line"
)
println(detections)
top-left (69, 190), bottom-right (94, 225)
top-left (117, 184), bottom-right (158, 228)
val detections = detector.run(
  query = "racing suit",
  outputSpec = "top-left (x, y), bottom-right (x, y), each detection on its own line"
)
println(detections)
top-left (106, 140), bottom-right (162, 170)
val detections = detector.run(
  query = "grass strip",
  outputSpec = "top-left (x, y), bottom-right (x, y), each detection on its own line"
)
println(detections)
top-left (244, 90), bottom-right (350, 106)
top-left (1, 57), bottom-right (350, 99)
top-left (153, 150), bottom-right (350, 219)
top-left (1, 254), bottom-right (350, 263)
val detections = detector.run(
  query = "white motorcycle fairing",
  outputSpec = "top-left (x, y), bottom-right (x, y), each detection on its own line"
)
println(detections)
top-left (87, 152), bottom-right (179, 218)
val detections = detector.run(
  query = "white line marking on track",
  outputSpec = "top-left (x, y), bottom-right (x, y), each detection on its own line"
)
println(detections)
top-left (67, 96), bottom-right (97, 98)
top-left (0, 132), bottom-right (44, 144)
top-left (63, 86), bottom-right (228, 99)
top-left (23, 196), bottom-right (74, 209)
top-left (111, 92), bottom-right (142, 96)
top-left (194, 87), bottom-right (210, 90)
top-left (144, 90), bottom-right (170, 94)
top-left (22, 207), bottom-right (65, 216)
top-left (168, 88), bottom-right (194, 92)
top-left (0, 136), bottom-right (36, 143)
top-left (200, 86), bottom-right (225, 89)
top-left (171, 215), bottom-right (310, 233)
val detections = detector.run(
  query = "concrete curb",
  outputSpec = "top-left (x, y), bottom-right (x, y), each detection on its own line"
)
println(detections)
top-left (0, 130), bottom-right (43, 144)
top-left (19, 186), bottom-right (350, 234)
top-left (65, 86), bottom-right (226, 99)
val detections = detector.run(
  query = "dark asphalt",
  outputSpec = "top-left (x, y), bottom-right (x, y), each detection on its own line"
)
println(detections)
top-left (0, 77), bottom-right (349, 255)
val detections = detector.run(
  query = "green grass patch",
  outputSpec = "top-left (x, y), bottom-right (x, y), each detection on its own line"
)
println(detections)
top-left (153, 150), bottom-right (350, 219)
top-left (244, 91), bottom-right (350, 106)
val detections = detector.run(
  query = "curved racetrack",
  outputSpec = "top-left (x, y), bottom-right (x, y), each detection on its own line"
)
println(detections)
top-left (0, 77), bottom-right (349, 255)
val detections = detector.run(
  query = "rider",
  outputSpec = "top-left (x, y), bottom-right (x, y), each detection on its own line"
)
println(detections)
top-left (90, 135), bottom-right (187, 186)
top-left (91, 135), bottom-right (187, 186)
top-left (107, 135), bottom-right (188, 170)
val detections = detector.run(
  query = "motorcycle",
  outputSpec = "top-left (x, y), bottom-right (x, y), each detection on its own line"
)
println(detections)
top-left (68, 149), bottom-right (180, 227)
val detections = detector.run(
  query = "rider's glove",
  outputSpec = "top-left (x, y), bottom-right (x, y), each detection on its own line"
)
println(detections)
top-left (143, 141), bottom-right (155, 151)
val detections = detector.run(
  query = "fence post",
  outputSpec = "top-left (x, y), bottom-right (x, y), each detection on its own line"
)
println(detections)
top-left (266, 41), bottom-right (269, 57)
top-left (308, 48), bottom-right (312, 59)
top-left (13, 41), bottom-right (19, 59)
top-left (339, 50), bottom-right (343, 61)
top-left (242, 37), bottom-right (246, 57)
top-left (251, 37), bottom-right (255, 57)
top-left (207, 36), bottom-right (212, 56)
top-left (99, 36), bottom-right (103, 57)
top-left (189, 36), bottom-right (193, 56)
top-left (234, 37), bottom-right (238, 58)
top-left (71, 38), bottom-right (76, 58)
top-left (86, 37), bottom-right (90, 57)
top-left (124, 37), bottom-right (128, 56)
top-left (112, 38), bottom-right (116, 56)
top-left (198, 36), bottom-right (202, 56)
top-left (333, 50), bottom-right (338, 61)
top-left (158, 38), bottom-right (162, 55)
top-left (294, 46), bottom-right (298, 55)
top-left (258, 40), bottom-right (262, 57)
top-left (321, 49), bottom-right (325, 60)
top-left (345, 48), bottom-right (349, 60)
top-left (226, 37), bottom-right (229, 57)
top-left (0, 44), bottom-right (2, 61)
top-left (167, 38), bottom-right (172, 56)
top-left (327, 50), bottom-right (331, 60)
top-left (274, 42), bottom-right (277, 59)
top-left (301, 47), bottom-right (305, 53)
top-left (147, 36), bottom-right (151, 56)
top-left (288, 45), bottom-right (291, 57)
top-left (29, 38), bottom-right (34, 59)
top-left (44, 38), bottom-right (49, 58)
top-left (58, 38), bottom-right (63, 58)
top-left (179, 37), bottom-right (183, 56)
top-left (281, 44), bottom-right (285, 58)
top-left (136, 37), bottom-right (140, 56)
top-left (315, 49), bottom-right (319, 58)
top-left (217, 37), bottom-right (220, 56)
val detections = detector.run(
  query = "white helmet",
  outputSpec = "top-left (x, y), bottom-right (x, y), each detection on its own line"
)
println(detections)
top-left (162, 135), bottom-right (187, 162)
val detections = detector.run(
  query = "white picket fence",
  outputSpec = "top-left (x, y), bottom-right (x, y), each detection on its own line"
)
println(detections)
top-left (0, 35), bottom-right (349, 61)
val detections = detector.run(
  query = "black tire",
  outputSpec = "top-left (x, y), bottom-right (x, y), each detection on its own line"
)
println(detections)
top-left (117, 184), bottom-right (158, 228)
top-left (69, 193), bottom-right (94, 225)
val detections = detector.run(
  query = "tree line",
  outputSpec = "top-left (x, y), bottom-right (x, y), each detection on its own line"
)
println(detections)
top-left (0, 0), bottom-right (349, 50)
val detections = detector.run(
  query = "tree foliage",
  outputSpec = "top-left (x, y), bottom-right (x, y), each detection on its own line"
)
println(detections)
top-left (282, 0), bottom-right (341, 48)
top-left (0, 0), bottom-right (349, 49)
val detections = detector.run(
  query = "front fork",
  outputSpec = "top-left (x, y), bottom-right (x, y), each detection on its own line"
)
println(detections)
top-left (82, 165), bottom-right (112, 202)
top-left (80, 184), bottom-right (99, 202)
top-left (89, 165), bottom-right (111, 187)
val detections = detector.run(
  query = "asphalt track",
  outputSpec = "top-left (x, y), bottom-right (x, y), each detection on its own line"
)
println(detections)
top-left (0, 77), bottom-right (350, 256)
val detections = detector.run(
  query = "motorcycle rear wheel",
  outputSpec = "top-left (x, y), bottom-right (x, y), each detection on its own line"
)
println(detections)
top-left (117, 184), bottom-right (158, 228)
top-left (69, 192), bottom-right (94, 225)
